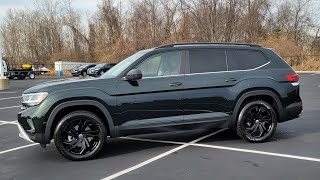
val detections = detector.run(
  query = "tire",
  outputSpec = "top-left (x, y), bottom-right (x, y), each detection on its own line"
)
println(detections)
top-left (54, 111), bottom-right (107, 161)
top-left (29, 73), bottom-right (35, 79)
top-left (82, 71), bottom-right (87, 77)
top-left (236, 100), bottom-right (277, 143)
top-left (18, 75), bottom-right (25, 80)
top-left (8, 76), bottom-right (14, 80)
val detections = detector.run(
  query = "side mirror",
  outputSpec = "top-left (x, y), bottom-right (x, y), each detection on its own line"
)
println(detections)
top-left (124, 69), bottom-right (142, 81)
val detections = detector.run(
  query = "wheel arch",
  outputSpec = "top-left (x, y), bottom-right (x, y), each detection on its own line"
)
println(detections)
top-left (229, 89), bottom-right (284, 129)
top-left (44, 100), bottom-right (116, 144)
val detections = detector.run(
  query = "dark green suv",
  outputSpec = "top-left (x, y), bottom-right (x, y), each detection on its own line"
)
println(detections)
top-left (18, 43), bottom-right (302, 160)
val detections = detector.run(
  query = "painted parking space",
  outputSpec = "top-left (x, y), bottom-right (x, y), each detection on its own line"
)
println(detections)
top-left (0, 123), bottom-right (32, 152)
top-left (0, 136), bottom-right (179, 180)
top-left (0, 74), bottom-right (319, 180)
top-left (115, 146), bottom-right (320, 180)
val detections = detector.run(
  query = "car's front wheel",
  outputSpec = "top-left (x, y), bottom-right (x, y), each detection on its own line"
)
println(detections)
top-left (54, 111), bottom-right (107, 160)
top-left (236, 100), bottom-right (277, 143)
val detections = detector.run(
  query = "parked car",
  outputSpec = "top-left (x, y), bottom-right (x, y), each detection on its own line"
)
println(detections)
top-left (71, 64), bottom-right (96, 77)
top-left (87, 63), bottom-right (116, 77)
top-left (18, 42), bottom-right (302, 160)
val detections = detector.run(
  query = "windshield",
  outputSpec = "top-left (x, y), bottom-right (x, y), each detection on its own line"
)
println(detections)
top-left (101, 49), bottom-right (152, 78)
top-left (94, 63), bottom-right (106, 68)
top-left (78, 65), bottom-right (88, 69)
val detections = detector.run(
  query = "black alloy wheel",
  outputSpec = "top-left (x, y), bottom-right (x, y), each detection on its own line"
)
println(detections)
top-left (237, 100), bottom-right (277, 143)
top-left (54, 111), bottom-right (106, 160)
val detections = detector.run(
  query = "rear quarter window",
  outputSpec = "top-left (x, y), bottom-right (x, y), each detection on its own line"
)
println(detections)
top-left (227, 50), bottom-right (269, 71)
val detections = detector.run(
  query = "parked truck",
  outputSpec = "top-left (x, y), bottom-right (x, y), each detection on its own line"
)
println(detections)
top-left (1, 60), bottom-right (50, 80)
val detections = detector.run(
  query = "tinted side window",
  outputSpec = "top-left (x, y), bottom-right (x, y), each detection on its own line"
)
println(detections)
top-left (136, 51), bottom-right (182, 78)
top-left (189, 49), bottom-right (227, 73)
top-left (227, 50), bottom-right (269, 71)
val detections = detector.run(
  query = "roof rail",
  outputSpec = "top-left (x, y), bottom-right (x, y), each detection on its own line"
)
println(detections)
top-left (156, 42), bottom-right (261, 49)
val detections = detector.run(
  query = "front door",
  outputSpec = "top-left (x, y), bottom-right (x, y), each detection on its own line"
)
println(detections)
top-left (115, 50), bottom-right (185, 131)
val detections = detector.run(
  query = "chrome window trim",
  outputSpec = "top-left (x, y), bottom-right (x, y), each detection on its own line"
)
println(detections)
top-left (142, 74), bottom-right (184, 79)
top-left (140, 61), bottom-right (270, 79)
top-left (185, 61), bottom-right (270, 76)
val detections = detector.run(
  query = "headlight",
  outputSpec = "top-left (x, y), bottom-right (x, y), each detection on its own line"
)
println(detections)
top-left (22, 92), bottom-right (48, 106)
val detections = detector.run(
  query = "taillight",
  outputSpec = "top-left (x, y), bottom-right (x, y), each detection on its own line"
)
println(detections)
top-left (286, 74), bottom-right (299, 82)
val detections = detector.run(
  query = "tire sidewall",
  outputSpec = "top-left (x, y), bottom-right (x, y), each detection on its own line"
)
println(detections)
top-left (236, 101), bottom-right (277, 143)
top-left (29, 73), bottom-right (35, 79)
top-left (54, 111), bottom-right (106, 160)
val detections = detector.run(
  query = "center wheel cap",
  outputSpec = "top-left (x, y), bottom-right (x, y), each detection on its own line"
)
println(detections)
top-left (255, 120), bottom-right (260, 123)
top-left (78, 134), bottom-right (84, 140)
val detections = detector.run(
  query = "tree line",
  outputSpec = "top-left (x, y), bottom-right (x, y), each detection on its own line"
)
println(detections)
top-left (1, 0), bottom-right (319, 68)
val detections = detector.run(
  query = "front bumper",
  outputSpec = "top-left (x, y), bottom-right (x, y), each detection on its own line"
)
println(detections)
top-left (17, 122), bottom-right (34, 143)
top-left (71, 71), bottom-right (81, 76)
top-left (18, 108), bottom-right (49, 144)
top-left (87, 71), bottom-right (100, 76)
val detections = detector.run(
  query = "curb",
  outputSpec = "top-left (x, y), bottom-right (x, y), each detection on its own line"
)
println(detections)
top-left (296, 71), bottom-right (320, 74)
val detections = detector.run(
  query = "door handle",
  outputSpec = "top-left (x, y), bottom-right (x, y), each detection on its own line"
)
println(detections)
top-left (225, 78), bottom-right (237, 82)
top-left (169, 82), bottom-right (182, 87)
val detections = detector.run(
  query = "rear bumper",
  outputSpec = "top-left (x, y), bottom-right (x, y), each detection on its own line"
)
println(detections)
top-left (279, 101), bottom-right (303, 123)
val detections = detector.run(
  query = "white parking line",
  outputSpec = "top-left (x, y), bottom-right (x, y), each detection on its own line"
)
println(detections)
top-left (0, 143), bottom-right (38, 155)
top-left (0, 91), bottom-right (18, 94)
top-left (102, 128), bottom-right (227, 180)
top-left (121, 137), bottom-right (186, 145)
top-left (0, 105), bottom-right (21, 110)
top-left (0, 120), bottom-right (18, 125)
top-left (0, 96), bottom-right (22, 101)
top-left (123, 137), bottom-right (320, 163)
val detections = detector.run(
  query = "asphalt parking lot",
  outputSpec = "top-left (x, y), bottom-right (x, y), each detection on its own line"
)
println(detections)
top-left (0, 74), bottom-right (319, 180)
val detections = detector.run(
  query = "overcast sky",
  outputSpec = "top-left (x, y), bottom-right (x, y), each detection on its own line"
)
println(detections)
top-left (0, 0), bottom-right (319, 53)
top-left (0, 0), bottom-right (98, 21)
top-left (0, 0), bottom-right (100, 53)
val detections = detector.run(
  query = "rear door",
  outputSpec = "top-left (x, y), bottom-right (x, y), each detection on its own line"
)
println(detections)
top-left (182, 48), bottom-right (236, 124)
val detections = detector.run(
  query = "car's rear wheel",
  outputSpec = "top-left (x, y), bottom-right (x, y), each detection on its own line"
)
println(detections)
top-left (236, 100), bottom-right (277, 143)
top-left (54, 111), bottom-right (106, 160)
top-left (82, 71), bottom-right (87, 77)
